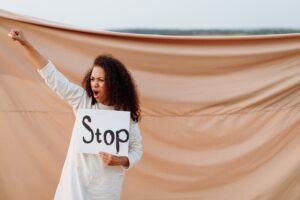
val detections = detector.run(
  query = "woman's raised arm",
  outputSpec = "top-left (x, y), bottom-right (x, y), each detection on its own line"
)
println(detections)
top-left (8, 29), bottom-right (48, 69)
top-left (9, 29), bottom-right (85, 109)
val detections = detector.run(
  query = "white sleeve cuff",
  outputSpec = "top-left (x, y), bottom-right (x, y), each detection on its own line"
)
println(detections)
top-left (37, 60), bottom-right (54, 79)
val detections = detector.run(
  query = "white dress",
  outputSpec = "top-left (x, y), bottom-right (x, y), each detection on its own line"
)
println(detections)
top-left (38, 61), bottom-right (143, 200)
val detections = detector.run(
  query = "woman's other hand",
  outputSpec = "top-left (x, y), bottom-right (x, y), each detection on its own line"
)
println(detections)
top-left (99, 152), bottom-right (129, 167)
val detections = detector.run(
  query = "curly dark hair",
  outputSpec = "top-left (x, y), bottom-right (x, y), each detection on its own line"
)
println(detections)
top-left (82, 55), bottom-right (140, 122)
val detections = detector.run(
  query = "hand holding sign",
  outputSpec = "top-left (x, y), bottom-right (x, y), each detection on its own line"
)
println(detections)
top-left (74, 109), bottom-right (130, 156)
top-left (99, 152), bottom-right (129, 167)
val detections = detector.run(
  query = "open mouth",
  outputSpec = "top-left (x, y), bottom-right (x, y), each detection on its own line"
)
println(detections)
top-left (93, 91), bottom-right (99, 97)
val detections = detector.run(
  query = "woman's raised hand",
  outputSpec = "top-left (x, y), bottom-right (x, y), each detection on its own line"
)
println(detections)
top-left (8, 29), bottom-right (27, 45)
top-left (8, 29), bottom-right (48, 69)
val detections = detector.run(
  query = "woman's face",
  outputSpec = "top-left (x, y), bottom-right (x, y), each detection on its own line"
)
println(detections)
top-left (90, 66), bottom-right (108, 105)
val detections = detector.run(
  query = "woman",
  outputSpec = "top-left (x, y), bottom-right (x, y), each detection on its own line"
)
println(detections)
top-left (8, 30), bottom-right (142, 200)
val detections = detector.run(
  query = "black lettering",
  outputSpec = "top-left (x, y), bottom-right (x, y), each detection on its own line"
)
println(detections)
top-left (116, 129), bottom-right (129, 154)
top-left (104, 130), bottom-right (115, 145)
top-left (82, 115), bottom-right (94, 143)
top-left (95, 128), bottom-right (102, 143)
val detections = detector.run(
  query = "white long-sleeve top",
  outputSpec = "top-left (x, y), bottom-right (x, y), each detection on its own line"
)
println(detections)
top-left (38, 61), bottom-right (143, 200)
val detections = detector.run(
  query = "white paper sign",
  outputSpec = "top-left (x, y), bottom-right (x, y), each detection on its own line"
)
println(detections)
top-left (73, 109), bottom-right (130, 156)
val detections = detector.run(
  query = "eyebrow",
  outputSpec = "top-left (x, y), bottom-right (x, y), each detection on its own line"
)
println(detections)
top-left (90, 76), bottom-right (105, 79)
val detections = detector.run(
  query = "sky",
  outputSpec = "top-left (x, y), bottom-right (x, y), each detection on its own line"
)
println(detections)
top-left (0, 0), bottom-right (300, 30)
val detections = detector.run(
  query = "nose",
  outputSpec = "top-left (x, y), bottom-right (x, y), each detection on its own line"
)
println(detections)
top-left (93, 80), bottom-right (99, 87)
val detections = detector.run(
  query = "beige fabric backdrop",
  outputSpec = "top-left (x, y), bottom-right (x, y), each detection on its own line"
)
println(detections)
top-left (1, 9), bottom-right (300, 200)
